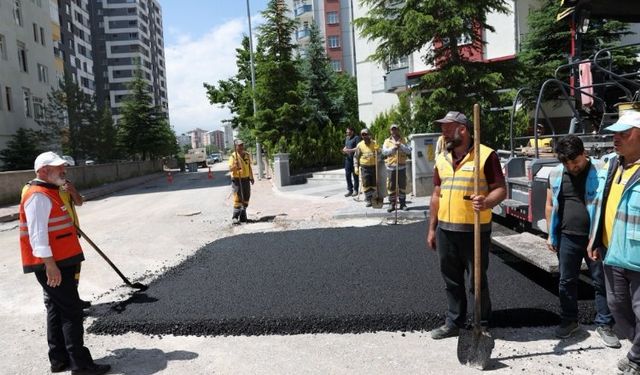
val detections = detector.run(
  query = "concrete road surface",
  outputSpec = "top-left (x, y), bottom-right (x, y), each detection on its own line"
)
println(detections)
top-left (0, 162), bottom-right (630, 374)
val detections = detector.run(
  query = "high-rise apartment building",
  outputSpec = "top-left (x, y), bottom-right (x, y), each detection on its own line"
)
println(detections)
top-left (57, 0), bottom-right (95, 94)
top-left (0, 0), bottom-right (57, 151)
top-left (89, 0), bottom-right (168, 123)
top-left (285, 0), bottom-right (356, 75)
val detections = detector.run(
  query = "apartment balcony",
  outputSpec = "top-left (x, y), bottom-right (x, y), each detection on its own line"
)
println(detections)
top-left (295, 4), bottom-right (313, 19)
top-left (383, 66), bottom-right (409, 93)
top-left (296, 28), bottom-right (311, 41)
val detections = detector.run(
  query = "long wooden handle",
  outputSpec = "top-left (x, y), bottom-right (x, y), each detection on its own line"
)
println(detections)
top-left (473, 103), bottom-right (482, 327)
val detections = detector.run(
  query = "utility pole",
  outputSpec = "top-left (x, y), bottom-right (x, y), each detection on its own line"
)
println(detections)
top-left (246, 0), bottom-right (264, 180)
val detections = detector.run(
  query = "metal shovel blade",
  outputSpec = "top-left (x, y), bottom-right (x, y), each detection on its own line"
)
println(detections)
top-left (457, 325), bottom-right (495, 370)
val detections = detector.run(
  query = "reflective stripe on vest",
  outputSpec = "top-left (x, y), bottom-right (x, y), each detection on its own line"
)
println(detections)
top-left (19, 185), bottom-right (84, 273)
top-left (435, 144), bottom-right (494, 232)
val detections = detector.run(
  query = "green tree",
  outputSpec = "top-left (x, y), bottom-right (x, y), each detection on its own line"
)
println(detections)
top-left (355, 0), bottom-right (517, 148)
top-left (38, 74), bottom-right (98, 158)
top-left (0, 128), bottom-right (42, 171)
top-left (118, 68), bottom-right (177, 160)
top-left (204, 36), bottom-right (255, 132)
top-left (253, 0), bottom-right (303, 153)
top-left (94, 102), bottom-right (120, 161)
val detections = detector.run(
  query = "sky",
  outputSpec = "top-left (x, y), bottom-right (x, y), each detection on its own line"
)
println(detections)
top-left (161, 0), bottom-right (270, 135)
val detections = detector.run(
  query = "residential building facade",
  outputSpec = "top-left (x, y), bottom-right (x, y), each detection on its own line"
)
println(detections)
top-left (353, 0), bottom-right (538, 126)
top-left (209, 130), bottom-right (225, 151)
top-left (285, 0), bottom-right (356, 75)
top-left (57, 0), bottom-right (95, 94)
top-left (0, 0), bottom-right (58, 151)
top-left (89, 0), bottom-right (168, 123)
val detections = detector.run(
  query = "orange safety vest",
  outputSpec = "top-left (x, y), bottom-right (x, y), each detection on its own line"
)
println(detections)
top-left (19, 182), bottom-right (84, 273)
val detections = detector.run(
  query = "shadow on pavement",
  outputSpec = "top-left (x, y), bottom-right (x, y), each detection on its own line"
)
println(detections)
top-left (98, 348), bottom-right (198, 375)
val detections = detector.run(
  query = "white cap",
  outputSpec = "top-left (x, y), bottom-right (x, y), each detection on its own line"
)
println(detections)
top-left (606, 111), bottom-right (640, 133)
top-left (34, 151), bottom-right (68, 172)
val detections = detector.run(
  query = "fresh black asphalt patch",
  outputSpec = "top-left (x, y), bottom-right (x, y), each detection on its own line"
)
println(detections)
top-left (88, 222), bottom-right (597, 337)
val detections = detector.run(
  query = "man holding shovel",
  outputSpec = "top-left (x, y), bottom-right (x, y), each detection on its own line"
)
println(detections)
top-left (382, 124), bottom-right (412, 212)
top-left (229, 139), bottom-right (254, 224)
top-left (19, 151), bottom-right (110, 375)
top-left (427, 110), bottom-right (506, 343)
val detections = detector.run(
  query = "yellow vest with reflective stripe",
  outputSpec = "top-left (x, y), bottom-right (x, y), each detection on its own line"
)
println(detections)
top-left (435, 144), bottom-right (494, 232)
top-left (356, 140), bottom-right (379, 166)
top-left (229, 151), bottom-right (252, 179)
top-left (383, 137), bottom-right (408, 167)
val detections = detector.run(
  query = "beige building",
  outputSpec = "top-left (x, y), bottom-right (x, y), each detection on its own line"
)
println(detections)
top-left (0, 0), bottom-right (58, 153)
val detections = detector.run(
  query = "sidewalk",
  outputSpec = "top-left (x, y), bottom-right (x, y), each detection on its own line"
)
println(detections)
top-left (0, 172), bottom-right (166, 223)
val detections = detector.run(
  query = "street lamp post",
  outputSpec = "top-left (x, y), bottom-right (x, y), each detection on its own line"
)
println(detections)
top-left (246, 0), bottom-right (264, 180)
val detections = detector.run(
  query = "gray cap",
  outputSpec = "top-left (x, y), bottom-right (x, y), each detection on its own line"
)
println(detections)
top-left (234, 139), bottom-right (244, 146)
top-left (435, 111), bottom-right (469, 127)
top-left (390, 124), bottom-right (399, 130)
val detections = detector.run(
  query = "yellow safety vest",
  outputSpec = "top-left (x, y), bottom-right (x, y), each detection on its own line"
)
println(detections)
top-left (383, 137), bottom-right (408, 167)
top-left (435, 144), bottom-right (494, 232)
top-left (356, 140), bottom-right (379, 166)
top-left (229, 151), bottom-right (252, 179)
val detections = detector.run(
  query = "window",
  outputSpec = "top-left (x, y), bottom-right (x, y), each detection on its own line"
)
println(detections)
top-left (17, 41), bottom-right (28, 72)
top-left (14, 0), bottom-right (23, 27)
top-left (5, 87), bottom-right (12, 111)
top-left (23, 88), bottom-right (32, 117)
top-left (39, 27), bottom-right (45, 46)
top-left (37, 63), bottom-right (48, 83)
top-left (33, 97), bottom-right (44, 120)
top-left (327, 11), bottom-right (339, 25)
top-left (0, 84), bottom-right (3, 111)
top-left (0, 34), bottom-right (7, 60)
top-left (331, 60), bottom-right (342, 72)
top-left (328, 35), bottom-right (340, 49)
top-left (33, 23), bottom-right (39, 43)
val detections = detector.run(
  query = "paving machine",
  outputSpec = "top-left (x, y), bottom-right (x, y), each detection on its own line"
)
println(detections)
top-left (496, 0), bottom-right (640, 234)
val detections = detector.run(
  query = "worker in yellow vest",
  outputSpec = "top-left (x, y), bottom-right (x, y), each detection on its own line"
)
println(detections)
top-left (229, 139), bottom-right (254, 224)
top-left (426, 111), bottom-right (506, 340)
top-left (354, 128), bottom-right (380, 207)
top-left (382, 124), bottom-right (412, 211)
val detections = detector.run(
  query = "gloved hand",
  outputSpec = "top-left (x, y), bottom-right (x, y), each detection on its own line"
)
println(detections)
top-left (354, 168), bottom-right (359, 176)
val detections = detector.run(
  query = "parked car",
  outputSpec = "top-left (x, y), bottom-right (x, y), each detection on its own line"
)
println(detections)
top-left (84, 160), bottom-right (95, 165)
top-left (61, 155), bottom-right (75, 166)
top-left (206, 153), bottom-right (222, 165)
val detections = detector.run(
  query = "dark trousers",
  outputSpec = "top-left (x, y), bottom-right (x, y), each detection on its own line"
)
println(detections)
top-left (386, 168), bottom-right (406, 204)
top-left (232, 178), bottom-right (251, 220)
top-left (35, 265), bottom-right (93, 370)
top-left (360, 165), bottom-right (376, 200)
top-left (345, 158), bottom-right (359, 193)
top-left (437, 227), bottom-right (492, 328)
top-left (557, 233), bottom-right (612, 326)
top-left (604, 265), bottom-right (640, 362)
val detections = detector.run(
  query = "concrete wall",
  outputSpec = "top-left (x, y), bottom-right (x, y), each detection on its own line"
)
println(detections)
top-left (0, 160), bottom-right (162, 205)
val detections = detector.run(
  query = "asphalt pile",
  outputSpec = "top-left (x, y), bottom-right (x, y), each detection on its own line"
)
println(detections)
top-left (89, 223), bottom-right (596, 337)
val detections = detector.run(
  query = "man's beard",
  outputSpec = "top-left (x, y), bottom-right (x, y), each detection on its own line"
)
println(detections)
top-left (49, 172), bottom-right (66, 186)
top-left (445, 128), bottom-right (463, 151)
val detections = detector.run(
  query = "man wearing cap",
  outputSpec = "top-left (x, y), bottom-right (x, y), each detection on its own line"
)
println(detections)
top-left (354, 128), bottom-right (380, 207)
top-left (427, 111), bottom-right (506, 340)
top-left (229, 139), bottom-right (254, 224)
top-left (382, 124), bottom-right (412, 211)
top-left (588, 111), bottom-right (640, 374)
top-left (342, 126), bottom-right (361, 197)
top-left (19, 152), bottom-right (110, 375)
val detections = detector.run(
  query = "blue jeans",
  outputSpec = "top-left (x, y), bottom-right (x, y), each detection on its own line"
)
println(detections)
top-left (344, 158), bottom-right (358, 193)
top-left (557, 233), bottom-right (613, 326)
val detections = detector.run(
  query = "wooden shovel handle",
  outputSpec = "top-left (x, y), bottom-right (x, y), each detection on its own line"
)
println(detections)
top-left (473, 104), bottom-right (482, 327)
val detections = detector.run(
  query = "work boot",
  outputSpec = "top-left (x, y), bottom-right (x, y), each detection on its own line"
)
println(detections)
top-left (387, 204), bottom-right (395, 213)
top-left (596, 325), bottom-right (621, 348)
top-left (352, 191), bottom-right (359, 197)
top-left (554, 320), bottom-right (579, 338)
top-left (399, 199), bottom-right (408, 211)
top-left (344, 191), bottom-right (353, 197)
top-left (365, 199), bottom-right (372, 207)
top-left (71, 363), bottom-right (111, 375)
top-left (51, 361), bottom-right (69, 373)
top-left (431, 324), bottom-right (459, 340)
top-left (240, 209), bottom-right (248, 223)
